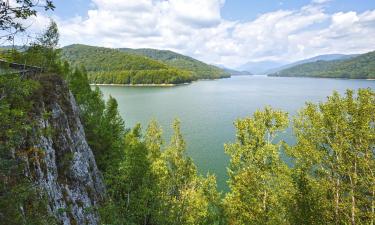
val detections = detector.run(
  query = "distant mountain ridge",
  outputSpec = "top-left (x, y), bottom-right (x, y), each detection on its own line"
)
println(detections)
top-left (266, 54), bottom-right (358, 74)
top-left (270, 51), bottom-right (375, 79)
top-left (222, 68), bottom-right (252, 76)
top-left (119, 48), bottom-right (229, 79)
top-left (61, 44), bottom-right (229, 85)
top-left (61, 44), bottom-right (193, 84)
top-left (214, 64), bottom-right (252, 75)
top-left (237, 54), bottom-right (358, 74)
top-left (236, 60), bottom-right (285, 74)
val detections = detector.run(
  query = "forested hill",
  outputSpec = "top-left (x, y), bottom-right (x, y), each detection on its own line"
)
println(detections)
top-left (270, 51), bottom-right (375, 79)
top-left (119, 48), bottom-right (230, 79)
top-left (61, 44), bottom-right (193, 84)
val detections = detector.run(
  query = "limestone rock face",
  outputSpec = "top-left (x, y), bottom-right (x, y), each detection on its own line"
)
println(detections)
top-left (24, 75), bottom-right (105, 225)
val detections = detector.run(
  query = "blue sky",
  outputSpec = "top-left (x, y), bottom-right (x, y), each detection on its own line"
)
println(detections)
top-left (51, 0), bottom-right (375, 21)
top-left (26, 0), bottom-right (375, 67)
top-left (222, 0), bottom-right (375, 21)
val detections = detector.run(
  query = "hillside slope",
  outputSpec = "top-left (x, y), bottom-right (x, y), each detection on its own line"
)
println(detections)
top-left (266, 54), bottom-right (357, 74)
top-left (270, 51), bottom-right (375, 79)
top-left (61, 44), bottom-right (193, 84)
top-left (119, 48), bottom-right (230, 79)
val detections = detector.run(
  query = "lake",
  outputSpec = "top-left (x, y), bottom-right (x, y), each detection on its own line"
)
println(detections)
top-left (97, 75), bottom-right (375, 191)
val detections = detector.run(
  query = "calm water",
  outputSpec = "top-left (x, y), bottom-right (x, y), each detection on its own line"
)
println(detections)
top-left (97, 76), bottom-right (375, 191)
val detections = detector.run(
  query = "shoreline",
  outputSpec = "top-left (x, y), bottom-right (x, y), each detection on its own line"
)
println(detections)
top-left (89, 77), bottom-right (231, 87)
top-left (89, 76), bottom-right (232, 87)
top-left (268, 75), bottom-right (375, 80)
top-left (90, 82), bottom-right (190, 87)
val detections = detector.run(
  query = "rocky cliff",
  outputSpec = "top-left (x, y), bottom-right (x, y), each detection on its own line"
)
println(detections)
top-left (21, 74), bottom-right (105, 225)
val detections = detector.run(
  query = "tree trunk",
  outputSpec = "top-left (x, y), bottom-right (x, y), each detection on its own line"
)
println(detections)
top-left (350, 160), bottom-right (357, 225)
top-left (144, 214), bottom-right (148, 225)
top-left (335, 178), bottom-right (340, 225)
top-left (127, 192), bottom-right (130, 208)
top-left (263, 190), bottom-right (267, 211)
top-left (371, 187), bottom-right (374, 225)
top-left (350, 174), bottom-right (356, 225)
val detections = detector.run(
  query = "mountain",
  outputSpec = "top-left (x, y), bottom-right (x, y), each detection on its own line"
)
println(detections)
top-left (237, 54), bottom-right (358, 74)
top-left (61, 44), bottom-right (193, 85)
top-left (0, 45), bottom-right (27, 51)
top-left (270, 51), bottom-right (375, 79)
top-left (223, 67), bottom-right (252, 76)
top-left (214, 64), bottom-right (252, 75)
top-left (266, 54), bottom-right (358, 74)
top-left (237, 60), bottom-right (285, 74)
top-left (118, 48), bottom-right (229, 79)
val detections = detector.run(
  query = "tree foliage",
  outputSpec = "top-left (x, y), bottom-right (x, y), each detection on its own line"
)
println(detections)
top-left (0, 75), bottom-right (56, 224)
top-left (224, 90), bottom-right (374, 225)
top-left (272, 51), bottom-right (375, 79)
top-left (61, 44), bottom-right (194, 84)
top-left (224, 107), bottom-right (293, 225)
top-left (100, 119), bottom-right (225, 225)
top-left (0, 0), bottom-right (54, 41)
top-left (119, 48), bottom-right (230, 79)
top-left (288, 89), bottom-right (375, 224)
top-left (2, 20), bottom-right (61, 72)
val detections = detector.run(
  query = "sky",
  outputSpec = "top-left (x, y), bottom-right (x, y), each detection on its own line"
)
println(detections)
top-left (14, 0), bottom-right (375, 68)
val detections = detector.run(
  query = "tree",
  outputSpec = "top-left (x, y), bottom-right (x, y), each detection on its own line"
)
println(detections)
top-left (0, 0), bottom-right (54, 41)
top-left (36, 20), bottom-right (59, 48)
top-left (162, 119), bottom-right (225, 225)
top-left (288, 89), bottom-right (375, 225)
top-left (66, 67), bottom-right (128, 175)
top-left (224, 107), bottom-right (293, 225)
top-left (118, 124), bottom-right (153, 224)
top-left (96, 96), bottom-right (125, 173)
top-left (164, 119), bottom-right (196, 196)
top-left (0, 75), bottom-right (56, 224)
top-left (21, 20), bottom-right (60, 71)
top-left (144, 120), bottom-right (171, 224)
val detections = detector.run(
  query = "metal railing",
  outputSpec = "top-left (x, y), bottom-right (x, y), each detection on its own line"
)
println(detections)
top-left (0, 59), bottom-right (44, 77)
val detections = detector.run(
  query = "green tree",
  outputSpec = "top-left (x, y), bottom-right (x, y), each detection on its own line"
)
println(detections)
top-left (0, 75), bottom-right (56, 224)
top-left (0, 0), bottom-right (54, 41)
top-left (224, 107), bottom-right (293, 225)
top-left (21, 20), bottom-right (60, 71)
top-left (162, 119), bottom-right (225, 225)
top-left (120, 125), bottom-right (153, 224)
top-left (144, 120), bottom-right (171, 224)
top-left (97, 96), bottom-right (125, 173)
top-left (289, 89), bottom-right (375, 225)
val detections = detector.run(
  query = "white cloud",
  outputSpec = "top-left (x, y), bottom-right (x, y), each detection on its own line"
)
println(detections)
top-left (311, 0), bottom-right (331, 4)
top-left (17, 0), bottom-right (375, 68)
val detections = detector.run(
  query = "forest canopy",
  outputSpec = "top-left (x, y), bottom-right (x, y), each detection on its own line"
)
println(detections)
top-left (61, 44), bottom-right (229, 85)
top-left (119, 48), bottom-right (230, 79)
top-left (271, 50), bottom-right (375, 79)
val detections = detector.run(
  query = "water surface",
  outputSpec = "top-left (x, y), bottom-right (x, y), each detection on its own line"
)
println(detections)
top-left (97, 76), bottom-right (375, 191)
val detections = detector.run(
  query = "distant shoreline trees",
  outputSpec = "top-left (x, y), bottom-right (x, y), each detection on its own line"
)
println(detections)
top-left (61, 44), bottom-right (229, 85)
top-left (270, 51), bottom-right (375, 79)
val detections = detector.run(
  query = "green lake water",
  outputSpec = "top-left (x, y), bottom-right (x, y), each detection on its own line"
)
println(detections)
top-left (97, 75), bottom-right (375, 191)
